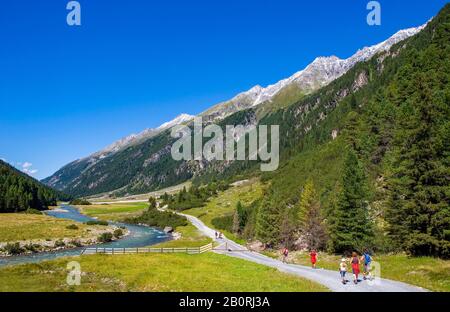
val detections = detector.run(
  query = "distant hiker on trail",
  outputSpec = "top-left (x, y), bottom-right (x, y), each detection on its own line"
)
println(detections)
top-left (351, 252), bottom-right (360, 284)
top-left (361, 250), bottom-right (373, 280)
top-left (310, 250), bottom-right (318, 269)
top-left (281, 247), bottom-right (289, 263)
top-left (219, 232), bottom-right (223, 239)
top-left (339, 258), bottom-right (348, 285)
top-left (215, 231), bottom-right (218, 239)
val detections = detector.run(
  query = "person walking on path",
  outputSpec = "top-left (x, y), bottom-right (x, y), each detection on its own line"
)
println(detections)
top-left (361, 250), bottom-right (373, 281)
top-left (281, 247), bottom-right (289, 263)
top-left (310, 250), bottom-right (318, 269)
top-left (339, 258), bottom-right (348, 285)
top-left (351, 252), bottom-right (361, 284)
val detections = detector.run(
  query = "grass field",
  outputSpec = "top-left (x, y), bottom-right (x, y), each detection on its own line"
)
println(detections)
top-left (264, 250), bottom-right (450, 292)
top-left (0, 214), bottom-right (107, 242)
top-left (183, 179), bottom-right (263, 244)
top-left (78, 202), bottom-right (148, 221)
top-left (0, 252), bottom-right (328, 292)
top-left (153, 223), bottom-right (212, 248)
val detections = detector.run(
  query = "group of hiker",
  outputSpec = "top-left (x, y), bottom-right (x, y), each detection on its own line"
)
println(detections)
top-left (215, 231), bottom-right (223, 239)
top-left (280, 248), bottom-right (373, 285)
top-left (339, 251), bottom-right (373, 285)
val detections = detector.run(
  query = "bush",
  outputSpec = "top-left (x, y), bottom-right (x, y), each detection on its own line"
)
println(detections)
top-left (211, 215), bottom-right (233, 232)
top-left (25, 208), bottom-right (43, 215)
top-left (85, 220), bottom-right (108, 226)
top-left (126, 209), bottom-right (188, 229)
top-left (3, 242), bottom-right (24, 255)
top-left (113, 228), bottom-right (124, 239)
top-left (66, 224), bottom-right (79, 230)
top-left (23, 243), bottom-right (40, 253)
top-left (98, 232), bottom-right (113, 243)
top-left (54, 240), bottom-right (65, 248)
top-left (69, 198), bottom-right (92, 205)
top-left (70, 239), bottom-right (83, 247)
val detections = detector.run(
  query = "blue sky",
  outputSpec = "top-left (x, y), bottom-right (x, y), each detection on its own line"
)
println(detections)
top-left (0, 0), bottom-right (447, 179)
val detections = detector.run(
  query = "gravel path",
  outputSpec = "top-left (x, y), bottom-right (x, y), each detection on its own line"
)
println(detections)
top-left (179, 212), bottom-right (428, 292)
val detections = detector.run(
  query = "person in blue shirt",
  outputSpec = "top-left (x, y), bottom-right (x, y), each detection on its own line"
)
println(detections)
top-left (360, 250), bottom-right (373, 281)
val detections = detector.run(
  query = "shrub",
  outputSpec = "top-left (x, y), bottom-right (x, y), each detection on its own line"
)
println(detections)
top-left (98, 232), bottom-right (113, 243)
top-left (23, 243), bottom-right (40, 253)
top-left (113, 228), bottom-right (124, 239)
top-left (125, 209), bottom-right (188, 229)
top-left (3, 242), bottom-right (25, 255)
top-left (211, 215), bottom-right (233, 232)
top-left (69, 239), bottom-right (83, 247)
top-left (66, 224), bottom-right (79, 230)
top-left (85, 220), bottom-right (108, 226)
top-left (69, 198), bottom-right (92, 205)
top-left (54, 240), bottom-right (65, 248)
top-left (25, 208), bottom-right (43, 215)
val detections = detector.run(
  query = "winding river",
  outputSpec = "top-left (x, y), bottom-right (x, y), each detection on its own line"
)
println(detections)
top-left (0, 205), bottom-right (171, 267)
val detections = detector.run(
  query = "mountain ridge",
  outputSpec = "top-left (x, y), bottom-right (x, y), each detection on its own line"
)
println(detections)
top-left (42, 20), bottom-right (429, 196)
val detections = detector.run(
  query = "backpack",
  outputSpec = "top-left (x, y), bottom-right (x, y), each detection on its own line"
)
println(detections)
top-left (364, 253), bottom-right (372, 263)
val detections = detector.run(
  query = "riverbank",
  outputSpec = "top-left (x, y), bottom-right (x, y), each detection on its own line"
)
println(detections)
top-left (0, 213), bottom-right (124, 257)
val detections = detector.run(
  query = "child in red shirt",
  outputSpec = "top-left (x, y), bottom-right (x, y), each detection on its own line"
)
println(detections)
top-left (310, 250), bottom-right (318, 269)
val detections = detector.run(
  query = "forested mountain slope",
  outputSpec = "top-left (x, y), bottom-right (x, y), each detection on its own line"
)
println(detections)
top-left (43, 21), bottom-right (424, 197)
top-left (0, 160), bottom-right (71, 212)
top-left (234, 3), bottom-right (449, 258)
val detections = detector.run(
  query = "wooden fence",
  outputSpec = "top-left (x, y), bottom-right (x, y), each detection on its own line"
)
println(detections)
top-left (81, 243), bottom-right (213, 255)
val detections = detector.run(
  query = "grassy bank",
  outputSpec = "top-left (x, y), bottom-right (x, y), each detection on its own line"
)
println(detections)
top-left (183, 179), bottom-right (263, 244)
top-left (0, 213), bottom-right (108, 242)
top-left (264, 250), bottom-right (450, 292)
top-left (0, 253), bottom-right (328, 292)
top-left (78, 202), bottom-right (148, 221)
top-left (153, 223), bottom-right (212, 248)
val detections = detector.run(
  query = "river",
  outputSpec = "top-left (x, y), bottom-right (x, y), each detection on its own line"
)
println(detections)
top-left (0, 205), bottom-right (171, 267)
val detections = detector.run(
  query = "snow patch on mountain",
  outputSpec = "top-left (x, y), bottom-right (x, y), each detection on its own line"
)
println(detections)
top-left (227, 23), bottom-right (427, 109)
top-left (88, 114), bottom-right (194, 161)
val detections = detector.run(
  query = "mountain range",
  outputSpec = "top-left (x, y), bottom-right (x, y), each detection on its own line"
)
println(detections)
top-left (43, 21), bottom-right (427, 197)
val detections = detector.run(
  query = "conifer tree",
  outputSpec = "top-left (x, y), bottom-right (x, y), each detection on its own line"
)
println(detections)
top-left (256, 196), bottom-right (282, 247)
top-left (386, 63), bottom-right (450, 257)
top-left (298, 180), bottom-right (327, 250)
top-left (328, 150), bottom-right (373, 253)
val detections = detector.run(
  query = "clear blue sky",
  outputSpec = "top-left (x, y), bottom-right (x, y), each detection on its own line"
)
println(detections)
top-left (0, 0), bottom-right (447, 179)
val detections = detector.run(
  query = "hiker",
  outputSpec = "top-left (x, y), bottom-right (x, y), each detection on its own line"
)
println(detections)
top-left (310, 250), bottom-right (318, 269)
top-left (215, 231), bottom-right (218, 239)
top-left (281, 247), bottom-right (289, 263)
top-left (361, 250), bottom-right (373, 280)
top-left (339, 258), bottom-right (348, 285)
top-left (351, 252), bottom-right (360, 284)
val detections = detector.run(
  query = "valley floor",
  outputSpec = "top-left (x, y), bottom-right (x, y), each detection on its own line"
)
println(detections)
top-left (0, 253), bottom-right (327, 292)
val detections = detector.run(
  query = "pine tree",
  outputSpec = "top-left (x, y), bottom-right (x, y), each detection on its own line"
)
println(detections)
top-left (297, 180), bottom-right (316, 228)
top-left (256, 196), bottom-right (282, 247)
top-left (328, 149), bottom-right (373, 253)
top-left (148, 196), bottom-right (157, 210)
top-left (298, 180), bottom-right (327, 250)
top-left (232, 201), bottom-right (247, 234)
top-left (386, 65), bottom-right (450, 258)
